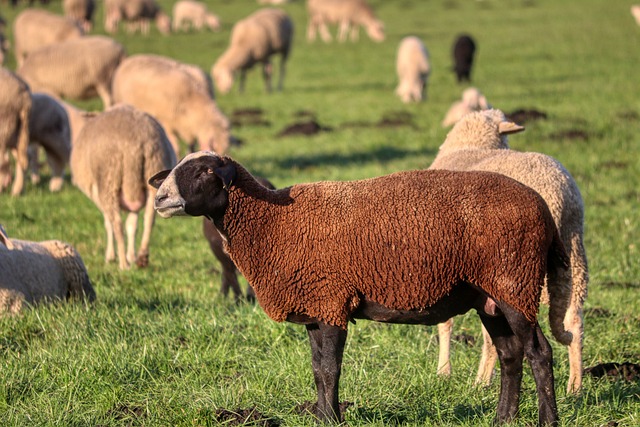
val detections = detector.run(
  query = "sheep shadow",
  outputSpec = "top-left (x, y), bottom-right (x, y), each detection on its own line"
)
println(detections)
top-left (274, 146), bottom-right (433, 171)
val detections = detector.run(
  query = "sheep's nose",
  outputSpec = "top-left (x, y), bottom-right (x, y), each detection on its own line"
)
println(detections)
top-left (155, 192), bottom-right (168, 205)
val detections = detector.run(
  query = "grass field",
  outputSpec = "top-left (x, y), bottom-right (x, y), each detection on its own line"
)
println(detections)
top-left (1, 0), bottom-right (639, 425)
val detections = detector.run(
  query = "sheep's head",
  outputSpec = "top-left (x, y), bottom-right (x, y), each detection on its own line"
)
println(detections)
top-left (440, 109), bottom-right (524, 153)
top-left (367, 20), bottom-right (385, 42)
top-left (150, 151), bottom-right (235, 219)
top-left (211, 63), bottom-right (234, 94)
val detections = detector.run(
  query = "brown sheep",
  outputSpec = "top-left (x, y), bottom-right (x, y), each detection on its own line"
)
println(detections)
top-left (0, 67), bottom-right (31, 196)
top-left (150, 151), bottom-right (572, 426)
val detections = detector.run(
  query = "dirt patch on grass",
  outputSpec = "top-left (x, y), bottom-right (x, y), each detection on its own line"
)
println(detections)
top-left (215, 407), bottom-right (281, 426)
top-left (549, 129), bottom-right (589, 141)
top-left (106, 404), bottom-right (146, 421)
top-left (505, 108), bottom-right (548, 124)
top-left (584, 362), bottom-right (640, 382)
top-left (277, 120), bottom-right (332, 137)
top-left (341, 111), bottom-right (416, 129)
top-left (231, 108), bottom-right (271, 128)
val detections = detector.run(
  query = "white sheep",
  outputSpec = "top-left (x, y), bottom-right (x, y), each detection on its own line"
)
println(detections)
top-left (632, 5), bottom-right (640, 25)
top-left (0, 67), bottom-right (31, 197)
top-left (17, 35), bottom-right (126, 109)
top-left (441, 87), bottom-right (491, 127)
top-left (212, 8), bottom-right (293, 94)
top-left (70, 104), bottom-right (177, 270)
top-left (112, 54), bottom-right (231, 158)
top-left (395, 36), bottom-right (430, 103)
top-left (63, 0), bottom-right (96, 32)
top-left (306, 0), bottom-right (385, 43)
top-left (0, 226), bottom-right (96, 315)
top-left (430, 109), bottom-right (588, 394)
top-left (12, 9), bottom-right (84, 68)
top-left (27, 93), bottom-right (71, 192)
top-left (172, 0), bottom-right (220, 32)
top-left (104, 0), bottom-right (171, 35)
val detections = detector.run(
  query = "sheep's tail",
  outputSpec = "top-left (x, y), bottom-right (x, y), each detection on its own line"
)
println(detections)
top-left (546, 229), bottom-right (573, 346)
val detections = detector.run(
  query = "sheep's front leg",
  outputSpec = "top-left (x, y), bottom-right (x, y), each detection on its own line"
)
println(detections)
top-left (436, 319), bottom-right (453, 376)
top-left (306, 322), bottom-right (347, 423)
top-left (125, 211), bottom-right (139, 266)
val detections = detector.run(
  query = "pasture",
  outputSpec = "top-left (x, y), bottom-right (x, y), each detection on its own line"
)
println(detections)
top-left (1, 0), bottom-right (639, 425)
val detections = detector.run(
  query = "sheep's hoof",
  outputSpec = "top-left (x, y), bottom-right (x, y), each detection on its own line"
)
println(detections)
top-left (136, 253), bottom-right (149, 268)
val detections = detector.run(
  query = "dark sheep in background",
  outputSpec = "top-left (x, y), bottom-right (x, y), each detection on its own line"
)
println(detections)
top-left (151, 151), bottom-right (572, 426)
top-left (452, 34), bottom-right (476, 83)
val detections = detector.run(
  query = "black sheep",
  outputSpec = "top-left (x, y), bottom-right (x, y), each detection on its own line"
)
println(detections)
top-left (453, 34), bottom-right (476, 82)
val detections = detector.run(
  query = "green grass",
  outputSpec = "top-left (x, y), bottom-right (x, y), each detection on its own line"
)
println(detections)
top-left (1, 0), bottom-right (640, 425)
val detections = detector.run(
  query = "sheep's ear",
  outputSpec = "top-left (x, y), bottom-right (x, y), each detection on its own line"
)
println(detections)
top-left (0, 225), bottom-right (14, 250)
top-left (214, 162), bottom-right (236, 190)
top-left (498, 121), bottom-right (525, 135)
top-left (148, 169), bottom-right (171, 189)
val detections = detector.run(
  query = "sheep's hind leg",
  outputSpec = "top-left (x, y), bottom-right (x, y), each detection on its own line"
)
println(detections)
top-left (436, 319), bottom-right (452, 376)
top-left (305, 323), bottom-right (347, 423)
top-left (125, 212), bottom-right (139, 266)
top-left (135, 194), bottom-right (156, 267)
top-left (474, 324), bottom-right (498, 386)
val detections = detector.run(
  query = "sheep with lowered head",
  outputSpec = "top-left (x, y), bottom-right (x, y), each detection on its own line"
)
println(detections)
top-left (13, 8), bottom-right (84, 67)
top-left (172, 0), bottom-right (220, 32)
top-left (430, 108), bottom-right (588, 394)
top-left (70, 104), bottom-right (176, 270)
top-left (395, 36), bottom-right (430, 103)
top-left (0, 226), bottom-right (96, 315)
top-left (151, 151), bottom-right (572, 425)
top-left (306, 0), bottom-right (385, 43)
top-left (104, 0), bottom-right (171, 35)
top-left (27, 93), bottom-right (71, 192)
top-left (112, 54), bottom-right (231, 158)
top-left (17, 36), bottom-right (126, 109)
top-left (441, 87), bottom-right (491, 127)
top-left (0, 67), bottom-right (31, 197)
top-left (212, 8), bottom-right (293, 94)
top-left (63, 0), bottom-right (96, 32)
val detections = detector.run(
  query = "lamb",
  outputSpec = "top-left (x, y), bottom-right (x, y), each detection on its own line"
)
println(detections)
top-left (430, 108), bottom-right (588, 394)
top-left (104, 0), bottom-right (171, 35)
top-left (452, 34), bottom-right (476, 83)
top-left (395, 36), bottom-right (430, 103)
top-left (441, 87), bottom-right (491, 127)
top-left (202, 176), bottom-right (274, 302)
top-left (0, 67), bottom-right (31, 197)
top-left (0, 226), bottom-right (96, 315)
top-left (306, 0), bottom-right (385, 43)
top-left (63, 0), bottom-right (96, 32)
top-left (12, 8), bottom-right (84, 67)
top-left (17, 36), bottom-right (126, 109)
top-left (27, 93), bottom-right (71, 192)
top-left (212, 8), bottom-right (293, 94)
top-left (172, 0), bottom-right (220, 32)
top-left (70, 104), bottom-right (177, 270)
top-left (111, 54), bottom-right (231, 158)
top-left (151, 151), bottom-right (572, 425)
top-left (632, 5), bottom-right (640, 25)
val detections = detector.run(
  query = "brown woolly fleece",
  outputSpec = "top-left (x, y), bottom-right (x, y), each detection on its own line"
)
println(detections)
top-left (218, 160), bottom-right (566, 329)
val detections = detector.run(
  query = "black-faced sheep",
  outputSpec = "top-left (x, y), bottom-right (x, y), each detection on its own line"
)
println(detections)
top-left (70, 104), bottom-right (177, 270)
top-left (12, 8), bottom-right (84, 68)
top-left (430, 109), bottom-right (588, 394)
top-left (202, 176), bottom-right (274, 302)
top-left (0, 226), bottom-right (96, 314)
top-left (306, 0), bottom-right (385, 43)
top-left (212, 8), bottom-right (293, 94)
top-left (111, 54), bottom-right (231, 158)
top-left (0, 67), bottom-right (31, 197)
top-left (452, 34), bottom-right (476, 83)
top-left (17, 36), bottom-right (126, 109)
top-left (150, 151), bottom-right (572, 426)
top-left (395, 36), bottom-right (430, 103)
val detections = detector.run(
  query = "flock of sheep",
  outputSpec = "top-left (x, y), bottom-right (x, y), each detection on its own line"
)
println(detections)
top-left (0, 0), bottom-right (595, 425)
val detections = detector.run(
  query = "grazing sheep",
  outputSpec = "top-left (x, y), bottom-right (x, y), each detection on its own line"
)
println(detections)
top-left (441, 87), bottom-right (491, 127)
top-left (104, 0), bottom-right (171, 35)
top-left (395, 36), bottom-right (430, 103)
top-left (172, 0), bottom-right (220, 32)
top-left (212, 8), bottom-right (293, 94)
top-left (430, 109), bottom-right (588, 394)
top-left (151, 151), bottom-right (572, 426)
top-left (632, 5), bottom-right (640, 25)
top-left (0, 67), bottom-right (31, 196)
top-left (202, 176), bottom-right (275, 302)
top-left (112, 54), bottom-right (231, 158)
top-left (27, 93), bottom-right (71, 192)
top-left (452, 34), bottom-right (476, 83)
top-left (70, 104), bottom-right (177, 270)
top-left (13, 8), bottom-right (84, 68)
top-left (0, 226), bottom-right (96, 315)
top-left (17, 36), bottom-right (126, 109)
top-left (63, 0), bottom-right (96, 32)
top-left (306, 0), bottom-right (385, 43)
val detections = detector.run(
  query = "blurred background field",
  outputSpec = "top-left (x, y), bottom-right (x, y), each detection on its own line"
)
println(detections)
top-left (0, 0), bottom-right (639, 425)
